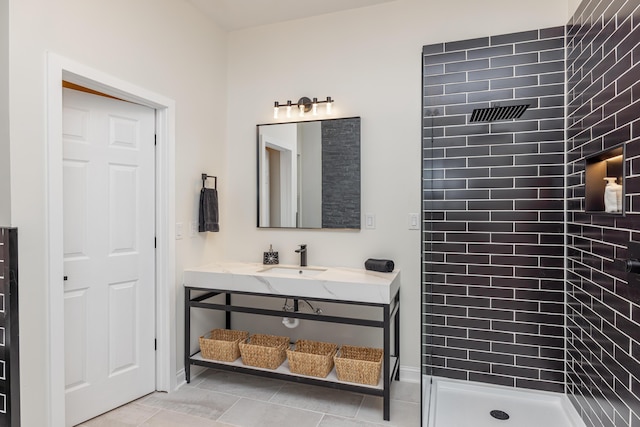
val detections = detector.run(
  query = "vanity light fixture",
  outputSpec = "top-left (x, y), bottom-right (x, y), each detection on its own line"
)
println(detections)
top-left (286, 100), bottom-right (293, 118)
top-left (273, 96), bottom-right (334, 119)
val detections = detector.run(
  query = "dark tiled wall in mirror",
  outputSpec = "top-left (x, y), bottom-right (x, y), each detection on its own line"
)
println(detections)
top-left (321, 118), bottom-right (361, 228)
top-left (0, 227), bottom-right (19, 426)
top-left (421, 27), bottom-right (566, 392)
top-left (566, 1), bottom-right (640, 426)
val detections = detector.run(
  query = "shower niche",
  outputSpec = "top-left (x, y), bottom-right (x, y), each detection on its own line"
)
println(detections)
top-left (585, 146), bottom-right (625, 214)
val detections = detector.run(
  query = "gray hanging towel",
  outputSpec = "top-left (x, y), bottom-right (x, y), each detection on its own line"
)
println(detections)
top-left (198, 188), bottom-right (219, 232)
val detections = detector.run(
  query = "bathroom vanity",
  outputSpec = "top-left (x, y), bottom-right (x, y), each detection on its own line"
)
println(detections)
top-left (183, 262), bottom-right (400, 421)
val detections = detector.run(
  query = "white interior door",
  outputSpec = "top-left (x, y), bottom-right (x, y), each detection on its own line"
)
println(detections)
top-left (62, 88), bottom-right (156, 426)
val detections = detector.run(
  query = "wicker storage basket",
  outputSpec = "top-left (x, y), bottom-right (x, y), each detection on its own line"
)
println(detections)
top-left (334, 345), bottom-right (383, 385)
top-left (286, 339), bottom-right (338, 378)
top-left (239, 333), bottom-right (289, 369)
top-left (199, 329), bottom-right (249, 362)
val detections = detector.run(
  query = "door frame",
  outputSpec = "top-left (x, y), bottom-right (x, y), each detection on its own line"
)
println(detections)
top-left (46, 52), bottom-right (176, 426)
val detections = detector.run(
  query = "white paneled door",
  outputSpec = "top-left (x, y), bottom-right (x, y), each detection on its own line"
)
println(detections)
top-left (62, 88), bottom-right (156, 426)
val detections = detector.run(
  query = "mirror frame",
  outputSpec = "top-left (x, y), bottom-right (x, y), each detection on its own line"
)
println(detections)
top-left (256, 116), bottom-right (361, 230)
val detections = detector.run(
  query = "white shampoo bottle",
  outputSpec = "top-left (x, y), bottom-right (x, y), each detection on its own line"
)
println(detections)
top-left (603, 177), bottom-right (622, 213)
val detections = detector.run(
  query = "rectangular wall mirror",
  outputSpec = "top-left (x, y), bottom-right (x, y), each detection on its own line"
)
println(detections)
top-left (257, 117), bottom-right (361, 229)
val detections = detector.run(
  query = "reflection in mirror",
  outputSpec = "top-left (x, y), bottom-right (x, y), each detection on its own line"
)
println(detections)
top-left (257, 117), bottom-right (361, 229)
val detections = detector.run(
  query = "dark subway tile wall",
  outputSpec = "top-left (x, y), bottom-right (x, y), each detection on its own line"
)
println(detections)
top-left (422, 28), bottom-right (565, 393)
top-left (0, 228), bottom-right (19, 427)
top-left (567, 1), bottom-right (640, 427)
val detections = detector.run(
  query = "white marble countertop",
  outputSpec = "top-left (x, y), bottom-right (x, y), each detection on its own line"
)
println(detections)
top-left (183, 262), bottom-right (400, 304)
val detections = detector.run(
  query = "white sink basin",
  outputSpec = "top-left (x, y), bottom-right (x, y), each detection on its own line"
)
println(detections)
top-left (259, 266), bottom-right (327, 277)
top-left (183, 262), bottom-right (400, 304)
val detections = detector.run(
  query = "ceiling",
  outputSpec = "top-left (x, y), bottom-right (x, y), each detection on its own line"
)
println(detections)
top-left (188, 0), bottom-right (397, 31)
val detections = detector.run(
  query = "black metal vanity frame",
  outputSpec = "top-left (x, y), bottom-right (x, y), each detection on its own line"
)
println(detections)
top-left (184, 286), bottom-right (400, 421)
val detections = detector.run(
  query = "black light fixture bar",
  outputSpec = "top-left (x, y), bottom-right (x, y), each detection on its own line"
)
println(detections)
top-left (274, 96), bottom-right (334, 118)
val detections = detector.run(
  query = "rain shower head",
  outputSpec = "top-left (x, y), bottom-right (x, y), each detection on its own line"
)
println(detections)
top-left (469, 104), bottom-right (530, 123)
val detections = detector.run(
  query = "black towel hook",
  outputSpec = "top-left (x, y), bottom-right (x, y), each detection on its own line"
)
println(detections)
top-left (202, 173), bottom-right (217, 190)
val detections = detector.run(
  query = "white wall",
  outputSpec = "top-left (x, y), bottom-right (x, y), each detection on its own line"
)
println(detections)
top-left (568, 0), bottom-right (583, 19)
top-left (8, 0), bottom-right (227, 425)
top-left (226, 0), bottom-right (570, 372)
top-left (0, 1), bottom-right (9, 225)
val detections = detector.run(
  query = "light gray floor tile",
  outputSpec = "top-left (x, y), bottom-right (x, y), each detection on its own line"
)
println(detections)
top-left (86, 379), bottom-right (419, 426)
top-left (140, 409), bottom-right (233, 426)
top-left (269, 382), bottom-right (364, 417)
top-left (196, 369), bottom-right (284, 401)
top-left (140, 386), bottom-right (239, 421)
top-left (356, 396), bottom-right (420, 427)
top-left (390, 381), bottom-right (420, 404)
top-left (77, 402), bottom-right (159, 426)
top-left (319, 414), bottom-right (388, 427)
top-left (218, 398), bottom-right (324, 427)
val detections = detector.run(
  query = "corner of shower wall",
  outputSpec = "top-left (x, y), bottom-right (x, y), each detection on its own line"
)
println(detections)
top-left (565, 0), bottom-right (640, 426)
top-left (0, 227), bottom-right (20, 426)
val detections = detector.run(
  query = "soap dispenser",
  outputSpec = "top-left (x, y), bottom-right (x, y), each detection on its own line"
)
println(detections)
top-left (263, 244), bottom-right (279, 265)
top-left (603, 177), bottom-right (622, 213)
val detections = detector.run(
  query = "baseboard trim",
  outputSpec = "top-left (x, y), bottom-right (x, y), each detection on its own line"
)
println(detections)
top-left (399, 365), bottom-right (421, 383)
top-left (174, 366), bottom-right (207, 390)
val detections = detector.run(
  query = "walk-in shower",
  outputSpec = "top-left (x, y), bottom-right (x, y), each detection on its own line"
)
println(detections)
top-left (420, 26), bottom-right (582, 427)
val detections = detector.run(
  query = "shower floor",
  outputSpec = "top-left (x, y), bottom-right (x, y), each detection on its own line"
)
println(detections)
top-left (423, 377), bottom-right (585, 427)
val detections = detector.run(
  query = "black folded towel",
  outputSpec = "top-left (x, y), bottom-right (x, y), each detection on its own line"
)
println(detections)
top-left (364, 258), bottom-right (394, 272)
top-left (198, 188), bottom-right (220, 232)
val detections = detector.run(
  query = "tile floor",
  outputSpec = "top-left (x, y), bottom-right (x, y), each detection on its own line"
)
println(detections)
top-left (77, 369), bottom-right (421, 427)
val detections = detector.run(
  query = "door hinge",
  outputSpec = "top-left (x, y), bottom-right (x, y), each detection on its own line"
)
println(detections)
top-left (154, 134), bottom-right (157, 146)
top-left (154, 237), bottom-right (157, 248)
top-left (154, 339), bottom-right (157, 351)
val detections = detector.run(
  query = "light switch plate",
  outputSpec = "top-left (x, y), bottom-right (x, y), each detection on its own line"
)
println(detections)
top-left (176, 222), bottom-right (183, 240)
top-left (408, 213), bottom-right (420, 230)
top-left (365, 213), bottom-right (376, 229)
top-left (190, 222), bottom-right (198, 237)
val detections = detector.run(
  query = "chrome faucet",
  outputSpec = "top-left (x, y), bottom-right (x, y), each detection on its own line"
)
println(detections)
top-left (295, 244), bottom-right (307, 267)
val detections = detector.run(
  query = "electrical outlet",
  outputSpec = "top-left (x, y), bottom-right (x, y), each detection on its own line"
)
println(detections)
top-left (365, 213), bottom-right (376, 229)
top-left (190, 222), bottom-right (198, 237)
top-left (408, 213), bottom-right (420, 230)
top-left (176, 222), bottom-right (183, 240)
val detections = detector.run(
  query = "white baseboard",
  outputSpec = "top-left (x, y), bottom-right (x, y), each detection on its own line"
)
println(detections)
top-left (175, 368), bottom-right (185, 389)
top-left (174, 366), bottom-right (208, 390)
top-left (399, 365), bottom-right (421, 383)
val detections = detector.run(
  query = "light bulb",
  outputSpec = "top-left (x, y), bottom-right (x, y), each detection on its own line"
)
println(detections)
top-left (299, 104), bottom-right (305, 117)
top-left (286, 101), bottom-right (292, 118)
top-left (326, 97), bottom-right (333, 114)
top-left (312, 98), bottom-right (318, 115)
top-left (273, 102), bottom-right (279, 119)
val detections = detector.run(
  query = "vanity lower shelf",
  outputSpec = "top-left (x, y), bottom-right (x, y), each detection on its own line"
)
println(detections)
top-left (190, 351), bottom-right (399, 392)
top-left (184, 285), bottom-right (400, 421)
